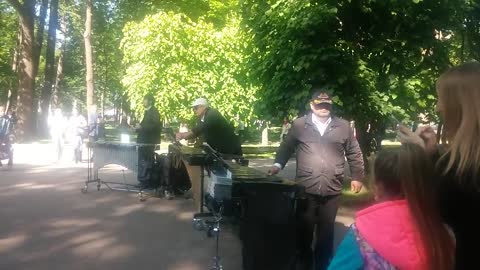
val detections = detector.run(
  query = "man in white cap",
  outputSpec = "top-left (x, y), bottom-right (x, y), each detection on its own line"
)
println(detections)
top-left (175, 98), bottom-right (241, 210)
top-left (176, 97), bottom-right (241, 156)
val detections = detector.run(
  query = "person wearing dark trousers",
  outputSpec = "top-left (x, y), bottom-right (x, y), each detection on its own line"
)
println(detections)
top-left (269, 90), bottom-right (365, 270)
top-left (135, 94), bottom-right (162, 189)
top-left (176, 98), bottom-right (242, 210)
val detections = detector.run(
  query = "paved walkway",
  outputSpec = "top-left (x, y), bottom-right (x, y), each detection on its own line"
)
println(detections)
top-left (0, 144), bottom-right (354, 270)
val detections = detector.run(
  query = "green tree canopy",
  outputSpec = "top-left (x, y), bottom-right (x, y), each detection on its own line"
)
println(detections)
top-left (0, 3), bottom-right (18, 105)
top-left (240, 0), bottom-right (480, 151)
top-left (121, 11), bottom-right (257, 123)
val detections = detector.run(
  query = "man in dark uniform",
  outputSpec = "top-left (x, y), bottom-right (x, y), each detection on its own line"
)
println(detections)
top-left (269, 90), bottom-right (364, 270)
top-left (135, 94), bottom-right (162, 188)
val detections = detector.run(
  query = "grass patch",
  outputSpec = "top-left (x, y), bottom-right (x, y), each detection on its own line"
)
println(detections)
top-left (341, 189), bottom-right (374, 209)
top-left (244, 153), bottom-right (276, 159)
top-left (338, 178), bottom-right (375, 209)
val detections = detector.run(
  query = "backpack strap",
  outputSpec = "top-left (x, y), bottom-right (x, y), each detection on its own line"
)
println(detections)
top-left (351, 223), bottom-right (398, 269)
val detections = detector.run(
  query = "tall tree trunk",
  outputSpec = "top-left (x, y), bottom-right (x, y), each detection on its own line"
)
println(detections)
top-left (7, 0), bottom-right (36, 141)
top-left (102, 38), bottom-right (108, 117)
top-left (30, 0), bottom-right (49, 136)
top-left (33, 0), bottom-right (48, 79)
top-left (40, 0), bottom-right (59, 136)
top-left (53, 11), bottom-right (67, 109)
top-left (84, 0), bottom-right (95, 107)
top-left (7, 23), bottom-right (22, 112)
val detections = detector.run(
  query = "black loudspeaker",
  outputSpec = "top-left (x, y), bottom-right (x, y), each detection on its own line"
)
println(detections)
top-left (240, 191), bottom-right (297, 270)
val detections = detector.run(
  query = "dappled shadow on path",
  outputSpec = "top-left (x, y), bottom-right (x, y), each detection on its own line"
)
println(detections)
top-left (0, 159), bottom-right (355, 270)
top-left (0, 163), bottom-right (242, 270)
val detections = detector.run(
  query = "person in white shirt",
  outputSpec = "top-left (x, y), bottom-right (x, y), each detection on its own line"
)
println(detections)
top-left (48, 108), bottom-right (67, 162)
top-left (68, 109), bottom-right (87, 163)
top-left (268, 90), bottom-right (365, 270)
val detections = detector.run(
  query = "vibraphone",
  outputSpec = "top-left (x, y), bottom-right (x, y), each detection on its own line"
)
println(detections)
top-left (168, 143), bottom-right (300, 209)
top-left (225, 162), bottom-right (300, 270)
top-left (170, 143), bottom-right (301, 269)
top-left (82, 141), bottom-right (160, 200)
top-left (168, 143), bottom-right (207, 166)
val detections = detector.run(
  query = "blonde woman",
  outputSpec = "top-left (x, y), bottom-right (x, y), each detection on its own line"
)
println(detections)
top-left (399, 62), bottom-right (480, 269)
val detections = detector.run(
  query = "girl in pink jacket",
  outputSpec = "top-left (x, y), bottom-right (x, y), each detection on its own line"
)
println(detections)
top-left (328, 144), bottom-right (454, 270)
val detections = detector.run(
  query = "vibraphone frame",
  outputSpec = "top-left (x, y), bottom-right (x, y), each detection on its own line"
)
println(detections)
top-left (82, 141), bottom-right (161, 201)
top-left (168, 143), bottom-right (209, 212)
top-left (188, 144), bottom-right (301, 270)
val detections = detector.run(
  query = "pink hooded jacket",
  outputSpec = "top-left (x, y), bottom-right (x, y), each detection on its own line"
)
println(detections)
top-left (355, 200), bottom-right (428, 270)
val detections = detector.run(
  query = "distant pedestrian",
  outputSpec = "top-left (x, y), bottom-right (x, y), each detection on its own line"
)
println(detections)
top-left (280, 117), bottom-right (291, 143)
top-left (87, 105), bottom-right (98, 143)
top-left (48, 108), bottom-right (67, 162)
top-left (68, 109), bottom-right (87, 163)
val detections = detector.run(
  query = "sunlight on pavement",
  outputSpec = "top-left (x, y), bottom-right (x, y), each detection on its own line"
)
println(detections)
top-left (42, 226), bottom-right (86, 238)
top-left (167, 261), bottom-right (202, 270)
top-left (25, 184), bottom-right (56, 189)
top-left (110, 204), bottom-right (145, 217)
top-left (97, 244), bottom-right (135, 260)
top-left (47, 218), bottom-right (100, 228)
top-left (94, 196), bottom-right (122, 204)
top-left (176, 211), bottom-right (196, 221)
top-left (0, 233), bottom-right (28, 253)
top-left (67, 231), bottom-right (109, 245)
top-left (71, 236), bottom-right (117, 256)
top-left (146, 203), bottom-right (179, 214)
top-left (11, 183), bottom-right (35, 188)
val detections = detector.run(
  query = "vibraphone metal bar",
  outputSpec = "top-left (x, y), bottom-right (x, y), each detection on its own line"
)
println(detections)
top-left (168, 143), bottom-right (207, 166)
top-left (82, 141), bottom-right (160, 201)
top-left (226, 160), bottom-right (297, 191)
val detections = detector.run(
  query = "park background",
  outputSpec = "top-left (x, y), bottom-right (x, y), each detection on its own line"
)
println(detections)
top-left (1, 0), bottom-right (480, 210)
top-left (2, 0), bottom-right (478, 148)
top-left (1, 1), bottom-right (479, 269)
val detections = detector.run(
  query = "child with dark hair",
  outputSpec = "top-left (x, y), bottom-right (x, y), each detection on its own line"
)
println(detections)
top-left (328, 144), bottom-right (454, 270)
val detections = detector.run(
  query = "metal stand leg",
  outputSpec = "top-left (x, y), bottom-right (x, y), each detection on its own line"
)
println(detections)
top-left (82, 145), bottom-right (92, 193)
top-left (210, 222), bottom-right (222, 270)
top-left (82, 144), bottom-right (101, 193)
top-left (192, 205), bottom-right (224, 269)
top-left (200, 165), bottom-right (205, 213)
top-left (209, 205), bottom-right (223, 270)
